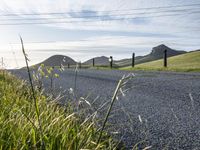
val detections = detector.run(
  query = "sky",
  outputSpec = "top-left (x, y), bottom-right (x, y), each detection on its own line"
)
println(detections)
top-left (0, 0), bottom-right (200, 68)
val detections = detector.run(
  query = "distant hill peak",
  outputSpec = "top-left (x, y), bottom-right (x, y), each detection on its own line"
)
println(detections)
top-left (151, 44), bottom-right (186, 56)
top-left (35, 54), bottom-right (76, 67)
top-left (96, 56), bottom-right (108, 59)
top-left (153, 44), bottom-right (171, 49)
top-left (152, 44), bottom-right (172, 53)
top-left (84, 56), bottom-right (111, 66)
top-left (47, 55), bottom-right (71, 60)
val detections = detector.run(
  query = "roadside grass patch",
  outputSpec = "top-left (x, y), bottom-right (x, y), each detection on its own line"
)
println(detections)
top-left (0, 72), bottom-right (118, 149)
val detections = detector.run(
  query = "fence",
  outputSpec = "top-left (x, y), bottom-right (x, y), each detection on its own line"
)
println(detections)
top-left (61, 50), bottom-right (168, 69)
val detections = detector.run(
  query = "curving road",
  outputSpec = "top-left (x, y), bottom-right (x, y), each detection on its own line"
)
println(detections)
top-left (12, 69), bottom-right (200, 149)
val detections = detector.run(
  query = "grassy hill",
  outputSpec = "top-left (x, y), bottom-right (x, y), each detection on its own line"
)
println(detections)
top-left (84, 56), bottom-right (109, 65)
top-left (115, 44), bottom-right (186, 67)
top-left (84, 56), bottom-right (118, 68)
top-left (34, 55), bottom-right (76, 68)
top-left (122, 50), bottom-right (200, 72)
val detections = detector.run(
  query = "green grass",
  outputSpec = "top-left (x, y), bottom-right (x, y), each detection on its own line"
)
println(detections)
top-left (0, 71), bottom-right (119, 150)
top-left (121, 51), bottom-right (200, 72)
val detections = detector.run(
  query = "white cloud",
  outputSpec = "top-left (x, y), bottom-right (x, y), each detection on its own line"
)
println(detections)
top-left (0, 0), bottom-right (200, 68)
top-left (1, 0), bottom-right (199, 34)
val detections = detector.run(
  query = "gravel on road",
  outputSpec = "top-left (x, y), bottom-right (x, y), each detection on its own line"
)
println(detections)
top-left (12, 69), bottom-right (200, 150)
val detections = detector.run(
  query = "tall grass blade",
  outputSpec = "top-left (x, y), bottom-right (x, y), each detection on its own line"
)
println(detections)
top-left (97, 76), bottom-right (123, 145)
top-left (20, 36), bottom-right (44, 148)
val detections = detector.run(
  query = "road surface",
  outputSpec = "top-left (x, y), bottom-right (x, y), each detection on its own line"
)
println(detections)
top-left (12, 69), bottom-right (200, 149)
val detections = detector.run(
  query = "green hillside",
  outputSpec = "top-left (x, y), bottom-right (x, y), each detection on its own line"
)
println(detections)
top-left (122, 51), bottom-right (200, 72)
top-left (115, 44), bottom-right (186, 67)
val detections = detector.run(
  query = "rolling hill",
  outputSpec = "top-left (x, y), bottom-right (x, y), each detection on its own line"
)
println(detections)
top-left (30, 44), bottom-right (195, 71)
top-left (35, 55), bottom-right (76, 67)
top-left (122, 50), bottom-right (200, 72)
top-left (115, 44), bottom-right (186, 67)
top-left (84, 56), bottom-right (117, 67)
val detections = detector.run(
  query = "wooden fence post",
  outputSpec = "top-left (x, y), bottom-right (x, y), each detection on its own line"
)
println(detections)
top-left (93, 58), bottom-right (95, 67)
top-left (132, 53), bottom-right (135, 67)
top-left (109, 56), bottom-right (113, 68)
top-left (164, 49), bottom-right (167, 67)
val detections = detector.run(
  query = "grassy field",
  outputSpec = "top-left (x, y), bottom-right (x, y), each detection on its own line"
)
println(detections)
top-left (0, 71), bottom-right (119, 150)
top-left (121, 51), bottom-right (200, 72)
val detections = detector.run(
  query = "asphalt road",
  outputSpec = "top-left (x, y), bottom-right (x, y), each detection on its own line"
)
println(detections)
top-left (12, 69), bottom-right (200, 150)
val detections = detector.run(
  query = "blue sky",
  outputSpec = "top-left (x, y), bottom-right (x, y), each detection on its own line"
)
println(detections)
top-left (0, 0), bottom-right (200, 68)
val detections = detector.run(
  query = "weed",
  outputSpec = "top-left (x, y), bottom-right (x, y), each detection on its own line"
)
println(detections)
top-left (20, 36), bottom-right (45, 149)
top-left (97, 73), bottom-right (135, 145)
